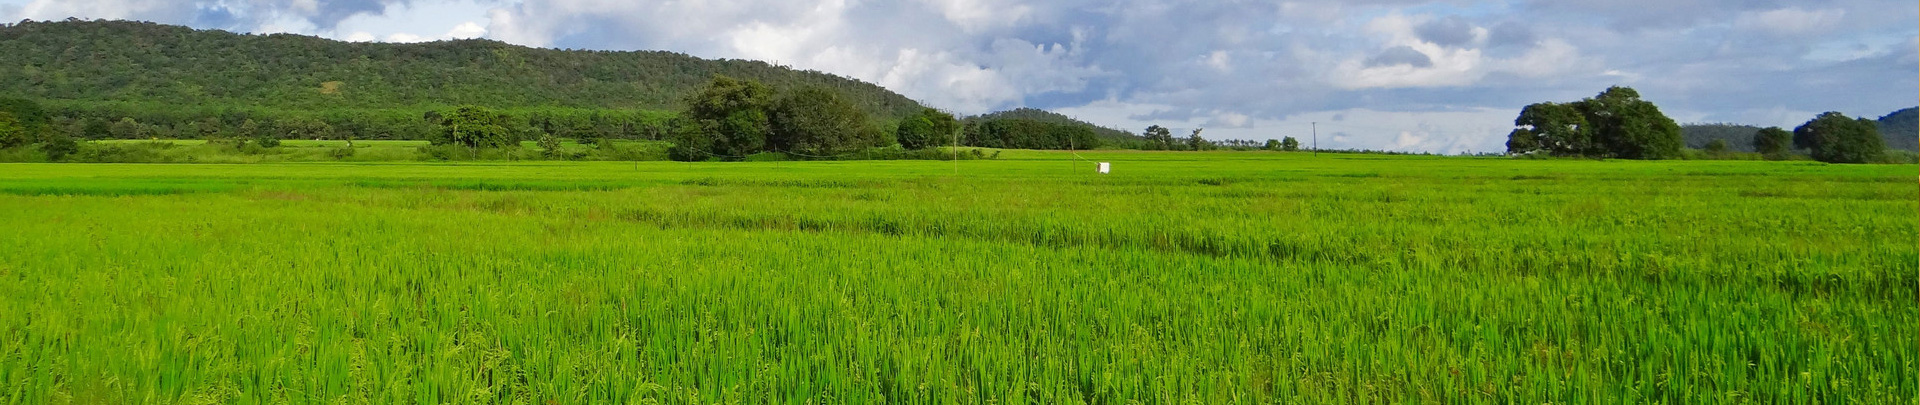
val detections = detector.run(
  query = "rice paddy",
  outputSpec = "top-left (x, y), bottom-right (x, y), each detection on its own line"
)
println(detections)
top-left (0, 150), bottom-right (1913, 403)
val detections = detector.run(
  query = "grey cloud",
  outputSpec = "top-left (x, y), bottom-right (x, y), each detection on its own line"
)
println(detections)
top-left (1364, 46), bottom-right (1433, 68)
top-left (1416, 16), bottom-right (1475, 47)
top-left (1487, 21), bottom-right (1536, 49)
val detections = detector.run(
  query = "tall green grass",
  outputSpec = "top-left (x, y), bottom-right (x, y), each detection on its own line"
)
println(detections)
top-left (0, 152), bottom-right (1912, 403)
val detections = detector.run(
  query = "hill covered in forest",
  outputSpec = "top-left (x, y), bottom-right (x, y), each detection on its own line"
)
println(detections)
top-left (1681, 108), bottom-right (1919, 153)
top-left (0, 19), bottom-right (923, 119)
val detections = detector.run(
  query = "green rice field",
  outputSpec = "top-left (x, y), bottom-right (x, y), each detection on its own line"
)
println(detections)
top-left (0, 150), bottom-right (1913, 403)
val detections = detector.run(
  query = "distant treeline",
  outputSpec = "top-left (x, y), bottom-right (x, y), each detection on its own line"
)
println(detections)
top-left (1505, 87), bottom-right (1912, 164)
top-left (1683, 108), bottom-right (1918, 153)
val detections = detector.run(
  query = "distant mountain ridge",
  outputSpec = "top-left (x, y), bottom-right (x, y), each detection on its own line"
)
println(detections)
top-left (0, 19), bottom-right (923, 119)
top-left (1680, 107), bottom-right (1918, 152)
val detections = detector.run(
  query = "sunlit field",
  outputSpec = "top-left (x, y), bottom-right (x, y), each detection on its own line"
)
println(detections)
top-left (0, 151), bottom-right (1912, 403)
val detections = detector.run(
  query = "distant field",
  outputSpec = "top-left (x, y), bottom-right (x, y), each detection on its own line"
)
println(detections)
top-left (0, 152), bottom-right (1912, 403)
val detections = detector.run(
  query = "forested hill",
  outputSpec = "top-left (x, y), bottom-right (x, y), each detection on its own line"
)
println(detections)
top-left (963, 108), bottom-right (1140, 141)
top-left (1875, 108), bottom-right (1917, 151)
top-left (1680, 107), bottom-right (1919, 152)
top-left (0, 19), bottom-right (923, 119)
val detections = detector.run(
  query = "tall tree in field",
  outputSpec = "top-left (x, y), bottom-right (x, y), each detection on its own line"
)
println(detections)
top-left (1794, 112), bottom-right (1885, 163)
top-left (1506, 87), bottom-right (1682, 159)
top-left (1504, 128), bottom-right (1539, 154)
top-left (1185, 128), bottom-right (1214, 151)
top-left (681, 75), bottom-right (775, 158)
top-left (1751, 127), bottom-right (1791, 157)
top-left (896, 108), bottom-right (959, 150)
top-left (433, 106), bottom-right (518, 149)
top-left (1280, 136), bottom-right (1300, 151)
top-left (769, 86), bottom-right (882, 157)
top-left (1575, 87), bottom-right (1684, 159)
top-left (1511, 102), bottom-right (1588, 155)
top-left (1142, 125), bottom-right (1174, 150)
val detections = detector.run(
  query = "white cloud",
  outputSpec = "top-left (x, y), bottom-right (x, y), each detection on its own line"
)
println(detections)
top-left (917, 0), bottom-right (1031, 32)
top-left (1734, 7), bottom-right (1846, 37)
top-left (444, 21), bottom-right (485, 39)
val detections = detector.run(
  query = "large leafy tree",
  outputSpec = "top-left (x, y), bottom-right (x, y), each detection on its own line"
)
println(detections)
top-left (1794, 112), bottom-right (1885, 163)
top-left (768, 86), bottom-right (883, 157)
top-left (1576, 87), bottom-right (1683, 159)
top-left (1510, 102), bottom-right (1589, 155)
top-left (432, 106), bottom-right (518, 149)
top-left (1505, 87), bottom-right (1682, 159)
top-left (1280, 136), bottom-right (1300, 151)
top-left (1751, 127), bottom-right (1791, 157)
top-left (682, 75), bottom-right (775, 158)
top-left (896, 108), bottom-right (959, 150)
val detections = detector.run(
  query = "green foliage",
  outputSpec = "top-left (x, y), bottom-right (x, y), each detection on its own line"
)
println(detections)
top-left (0, 98), bottom-right (48, 131)
top-left (1682, 123), bottom-right (1762, 152)
top-left (895, 108), bottom-right (959, 150)
top-left (1703, 138), bottom-right (1728, 153)
top-left (768, 86), bottom-right (883, 157)
top-left (1142, 125), bottom-right (1175, 150)
top-left (537, 134), bottom-right (563, 159)
top-left (1874, 107), bottom-right (1917, 151)
top-left (666, 118), bottom-right (715, 162)
top-left (678, 76), bottom-right (774, 158)
top-left (961, 118), bottom-right (1102, 150)
top-left (0, 20), bottom-right (922, 120)
top-left (1280, 136), bottom-right (1300, 151)
top-left (1511, 102), bottom-right (1590, 155)
top-left (0, 112), bottom-right (26, 149)
top-left (1795, 112), bottom-right (1886, 164)
top-left (1580, 87), bottom-right (1684, 159)
top-left (1752, 126), bottom-right (1791, 158)
top-left (960, 108), bottom-right (1139, 143)
top-left (39, 133), bottom-right (78, 161)
top-left (1508, 87), bottom-right (1683, 159)
top-left (432, 106), bottom-right (519, 149)
top-left (1184, 129), bottom-right (1214, 151)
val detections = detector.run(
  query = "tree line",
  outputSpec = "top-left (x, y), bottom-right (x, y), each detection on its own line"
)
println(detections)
top-left (1505, 86), bottom-right (1899, 163)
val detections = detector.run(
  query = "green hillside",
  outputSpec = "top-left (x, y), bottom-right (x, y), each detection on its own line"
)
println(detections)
top-left (1875, 107), bottom-right (1917, 151)
top-left (1681, 108), bottom-right (1919, 153)
top-left (964, 108), bottom-right (1140, 142)
top-left (0, 19), bottom-right (922, 119)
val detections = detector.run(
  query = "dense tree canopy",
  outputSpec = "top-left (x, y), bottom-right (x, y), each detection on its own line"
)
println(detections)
top-left (957, 118), bottom-right (1101, 150)
top-left (0, 112), bottom-right (26, 149)
top-left (1794, 112), bottom-right (1885, 164)
top-left (1505, 87), bottom-right (1683, 159)
top-left (895, 108), bottom-right (960, 150)
top-left (769, 87), bottom-right (886, 157)
top-left (431, 106), bottom-right (519, 149)
top-left (1751, 127), bottom-right (1791, 157)
top-left (0, 20), bottom-right (922, 119)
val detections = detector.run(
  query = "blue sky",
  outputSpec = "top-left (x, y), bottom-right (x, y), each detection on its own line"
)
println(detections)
top-left (2, 0), bottom-right (1915, 153)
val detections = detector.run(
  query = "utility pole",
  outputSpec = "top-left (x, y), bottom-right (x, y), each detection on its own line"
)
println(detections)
top-left (1312, 122), bottom-right (1318, 157)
